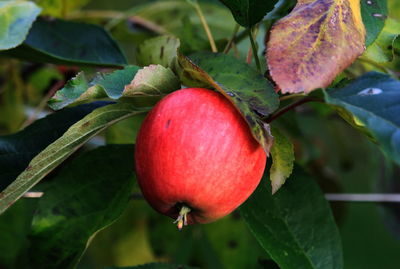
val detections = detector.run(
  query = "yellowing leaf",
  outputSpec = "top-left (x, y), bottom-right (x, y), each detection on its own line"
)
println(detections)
top-left (267, 0), bottom-right (366, 93)
top-left (269, 127), bottom-right (294, 194)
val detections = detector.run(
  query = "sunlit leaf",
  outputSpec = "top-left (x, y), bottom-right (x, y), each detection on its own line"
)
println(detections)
top-left (29, 145), bottom-right (135, 269)
top-left (0, 103), bottom-right (149, 215)
top-left (136, 35), bottom-right (181, 68)
top-left (389, 0), bottom-right (400, 20)
top-left (0, 0), bottom-right (41, 50)
top-left (269, 127), bottom-right (295, 194)
top-left (325, 71), bottom-right (400, 164)
top-left (123, 65), bottom-right (180, 97)
top-left (362, 17), bottom-right (400, 63)
top-left (175, 52), bottom-right (279, 153)
top-left (267, 0), bottom-right (366, 93)
top-left (240, 166), bottom-right (343, 269)
top-left (48, 66), bottom-right (140, 110)
top-left (219, 0), bottom-right (278, 27)
top-left (36, 0), bottom-right (91, 17)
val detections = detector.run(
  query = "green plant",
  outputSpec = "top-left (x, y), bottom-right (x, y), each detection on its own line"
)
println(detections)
top-left (0, 0), bottom-right (399, 269)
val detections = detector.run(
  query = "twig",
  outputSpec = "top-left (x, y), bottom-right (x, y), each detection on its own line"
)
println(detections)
top-left (23, 192), bottom-right (44, 198)
top-left (20, 79), bottom-right (65, 129)
top-left (249, 26), bottom-right (261, 72)
top-left (265, 97), bottom-right (322, 123)
top-left (23, 191), bottom-right (400, 202)
top-left (326, 193), bottom-right (400, 202)
top-left (188, 0), bottom-right (217, 52)
top-left (246, 46), bottom-right (253, 64)
top-left (223, 24), bottom-right (240, 54)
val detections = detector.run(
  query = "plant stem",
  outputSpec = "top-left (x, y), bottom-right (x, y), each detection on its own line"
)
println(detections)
top-left (61, 0), bottom-right (67, 18)
top-left (249, 26), bottom-right (261, 72)
top-left (174, 205), bottom-right (191, 230)
top-left (265, 97), bottom-right (323, 123)
top-left (223, 24), bottom-right (240, 54)
top-left (20, 79), bottom-right (65, 129)
top-left (190, 1), bottom-right (217, 52)
top-left (279, 93), bottom-right (307, 101)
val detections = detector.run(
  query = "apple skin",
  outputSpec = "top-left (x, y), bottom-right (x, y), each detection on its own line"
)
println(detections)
top-left (135, 88), bottom-right (266, 225)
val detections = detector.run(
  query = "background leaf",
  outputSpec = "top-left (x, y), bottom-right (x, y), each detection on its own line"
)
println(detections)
top-left (219, 0), bottom-right (278, 27)
top-left (0, 199), bottom-right (38, 269)
top-left (325, 72), bottom-right (400, 165)
top-left (0, 0), bottom-right (41, 50)
top-left (136, 36), bottom-right (180, 68)
top-left (105, 263), bottom-right (198, 269)
top-left (362, 17), bottom-right (400, 63)
top-left (134, 0), bottom-right (234, 41)
top-left (0, 102), bottom-right (109, 192)
top-left (29, 145), bottom-right (135, 269)
top-left (175, 51), bottom-right (279, 152)
top-left (240, 166), bottom-right (343, 269)
top-left (36, 0), bottom-right (91, 17)
top-left (2, 17), bottom-right (127, 67)
top-left (267, 0), bottom-right (366, 93)
top-left (361, 0), bottom-right (388, 46)
top-left (49, 66), bottom-right (140, 110)
top-left (269, 127), bottom-right (295, 194)
top-left (0, 103), bottom-right (148, 215)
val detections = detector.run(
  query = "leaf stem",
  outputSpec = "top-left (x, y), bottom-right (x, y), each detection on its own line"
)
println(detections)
top-left (249, 26), bottom-right (261, 72)
top-left (265, 97), bottom-right (323, 123)
top-left (189, 0), bottom-right (218, 52)
top-left (279, 93), bottom-right (307, 101)
top-left (223, 24), bottom-right (240, 54)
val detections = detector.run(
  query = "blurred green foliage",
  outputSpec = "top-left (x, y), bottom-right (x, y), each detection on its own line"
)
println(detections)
top-left (0, 0), bottom-right (400, 269)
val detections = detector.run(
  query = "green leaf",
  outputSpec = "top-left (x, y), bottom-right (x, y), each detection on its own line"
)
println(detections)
top-left (105, 263), bottom-right (198, 269)
top-left (0, 103), bottom-right (149, 215)
top-left (122, 65), bottom-right (180, 97)
top-left (389, 0), bottom-right (400, 20)
top-left (325, 72), bottom-right (400, 165)
top-left (2, 17), bottom-right (127, 67)
top-left (175, 51), bottom-right (279, 152)
top-left (204, 215), bottom-right (269, 269)
top-left (362, 17), bottom-right (400, 63)
top-left (361, 0), bottom-right (388, 46)
top-left (240, 166), bottom-right (343, 269)
top-left (0, 199), bottom-right (38, 269)
top-left (29, 145), bottom-right (135, 269)
top-left (0, 0), bottom-right (41, 50)
top-left (136, 35), bottom-right (181, 68)
top-left (219, 0), bottom-right (277, 27)
top-left (48, 66), bottom-right (140, 110)
top-left (269, 127), bottom-right (295, 194)
top-left (0, 102), bottom-right (109, 192)
top-left (135, 1), bottom-right (234, 40)
top-left (36, 0), bottom-right (91, 17)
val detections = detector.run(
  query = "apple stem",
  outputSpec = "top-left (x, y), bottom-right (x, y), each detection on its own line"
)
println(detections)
top-left (174, 205), bottom-right (191, 231)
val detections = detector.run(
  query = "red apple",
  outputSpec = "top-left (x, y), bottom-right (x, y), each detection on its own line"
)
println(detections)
top-left (135, 88), bottom-right (266, 229)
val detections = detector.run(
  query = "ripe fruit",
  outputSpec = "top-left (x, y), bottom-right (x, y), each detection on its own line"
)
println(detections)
top-left (135, 88), bottom-right (266, 229)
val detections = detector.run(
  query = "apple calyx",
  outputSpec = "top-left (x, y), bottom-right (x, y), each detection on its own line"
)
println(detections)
top-left (174, 205), bottom-right (191, 231)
